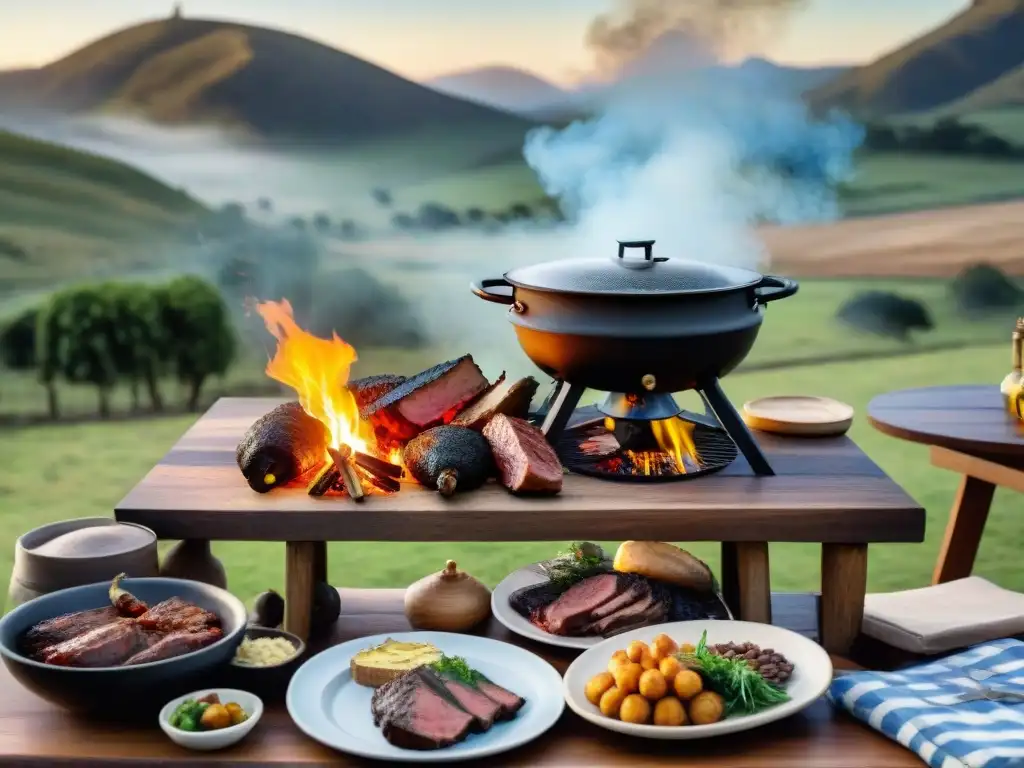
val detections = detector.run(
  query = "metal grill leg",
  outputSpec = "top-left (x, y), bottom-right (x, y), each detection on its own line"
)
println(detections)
top-left (540, 381), bottom-right (587, 445)
top-left (700, 378), bottom-right (774, 476)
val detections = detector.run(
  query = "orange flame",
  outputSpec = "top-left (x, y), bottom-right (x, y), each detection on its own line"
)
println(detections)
top-left (255, 299), bottom-right (373, 454)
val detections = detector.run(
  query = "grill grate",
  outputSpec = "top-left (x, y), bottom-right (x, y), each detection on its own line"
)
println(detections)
top-left (556, 415), bottom-right (738, 482)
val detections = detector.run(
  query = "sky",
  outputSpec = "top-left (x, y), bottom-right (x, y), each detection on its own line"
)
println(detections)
top-left (0, 0), bottom-right (969, 85)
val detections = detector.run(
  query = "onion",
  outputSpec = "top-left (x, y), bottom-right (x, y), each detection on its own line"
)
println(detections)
top-left (404, 560), bottom-right (492, 631)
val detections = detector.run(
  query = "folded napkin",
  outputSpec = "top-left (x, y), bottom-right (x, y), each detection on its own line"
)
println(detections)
top-left (862, 577), bottom-right (1024, 655)
top-left (828, 639), bottom-right (1024, 768)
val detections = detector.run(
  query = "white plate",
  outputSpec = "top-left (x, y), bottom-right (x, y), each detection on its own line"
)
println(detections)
top-left (286, 631), bottom-right (564, 762)
top-left (563, 620), bottom-right (832, 740)
top-left (491, 565), bottom-right (602, 650)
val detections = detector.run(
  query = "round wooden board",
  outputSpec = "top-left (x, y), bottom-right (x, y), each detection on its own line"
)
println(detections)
top-left (742, 396), bottom-right (854, 436)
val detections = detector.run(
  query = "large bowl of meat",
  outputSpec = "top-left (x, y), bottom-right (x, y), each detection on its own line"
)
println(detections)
top-left (0, 574), bottom-right (247, 715)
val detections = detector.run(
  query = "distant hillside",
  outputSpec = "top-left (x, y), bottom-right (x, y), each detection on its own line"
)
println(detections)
top-left (426, 66), bottom-right (567, 115)
top-left (0, 129), bottom-right (205, 288)
top-left (944, 64), bottom-right (1024, 113)
top-left (0, 17), bottom-right (533, 143)
top-left (807, 0), bottom-right (1024, 116)
top-left (701, 58), bottom-right (849, 97)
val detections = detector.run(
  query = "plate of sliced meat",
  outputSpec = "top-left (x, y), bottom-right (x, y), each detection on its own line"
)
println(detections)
top-left (285, 631), bottom-right (563, 762)
top-left (492, 543), bottom-right (733, 650)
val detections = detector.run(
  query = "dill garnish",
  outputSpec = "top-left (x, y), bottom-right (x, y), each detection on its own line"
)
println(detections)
top-left (545, 541), bottom-right (608, 587)
top-left (430, 655), bottom-right (483, 685)
top-left (677, 631), bottom-right (790, 716)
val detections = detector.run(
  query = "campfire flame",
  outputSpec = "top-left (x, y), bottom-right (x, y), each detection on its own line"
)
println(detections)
top-left (255, 299), bottom-right (374, 454)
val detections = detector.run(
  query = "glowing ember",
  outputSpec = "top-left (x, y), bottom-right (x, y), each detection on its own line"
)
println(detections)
top-left (255, 299), bottom-right (374, 454)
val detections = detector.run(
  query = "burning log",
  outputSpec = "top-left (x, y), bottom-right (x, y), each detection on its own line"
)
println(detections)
top-left (307, 461), bottom-right (341, 498)
top-left (357, 465), bottom-right (401, 494)
top-left (353, 451), bottom-right (403, 480)
top-left (328, 446), bottom-right (365, 503)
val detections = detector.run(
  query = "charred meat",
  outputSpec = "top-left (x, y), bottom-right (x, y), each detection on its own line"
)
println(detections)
top-left (532, 573), bottom-right (625, 635)
top-left (403, 425), bottom-right (495, 497)
top-left (136, 598), bottom-right (220, 633)
top-left (20, 606), bottom-right (122, 657)
top-left (236, 402), bottom-right (328, 493)
top-left (483, 415), bottom-right (562, 495)
top-left (42, 621), bottom-right (145, 667)
top-left (350, 374), bottom-right (407, 412)
top-left (122, 628), bottom-right (223, 665)
top-left (371, 668), bottom-right (476, 750)
top-left (452, 376), bottom-right (539, 431)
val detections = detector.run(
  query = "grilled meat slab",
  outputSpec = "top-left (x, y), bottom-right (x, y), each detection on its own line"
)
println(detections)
top-left (42, 621), bottom-right (144, 667)
top-left (122, 628), bottom-right (223, 665)
top-left (21, 606), bottom-right (122, 657)
top-left (531, 573), bottom-right (624, 635)
top-left (136, 598), bottom-right (220, 633)
top-left (371, 669), bottom-right (476, 750)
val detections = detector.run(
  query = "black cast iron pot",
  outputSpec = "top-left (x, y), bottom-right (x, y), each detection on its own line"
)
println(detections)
top-left (470, 239), bottom-right (798, 394)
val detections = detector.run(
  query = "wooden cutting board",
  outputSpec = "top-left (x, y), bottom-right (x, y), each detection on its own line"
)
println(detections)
top-left (742, 396), bottom-right (854, 436)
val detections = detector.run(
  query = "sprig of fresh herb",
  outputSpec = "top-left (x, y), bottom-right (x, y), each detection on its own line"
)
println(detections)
top-left (677, 631), bottom-right (790, 716)
top-left (430, 655), bottom-right (483, 685)
top-left (546, 542), bottom-right (607, 587)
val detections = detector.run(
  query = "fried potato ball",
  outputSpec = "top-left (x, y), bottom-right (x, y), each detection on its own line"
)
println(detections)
top-left (612, 661), bottom-right (643, 694)
top-left (639, 669), bottom-right (668, 700)
top-left (689, 691), bottom-right (726, 725)
top-left (599, 686), bottom-right (628, 718)
top-left (659, 655), bottom-right (683, 683)
top-left (653, 696), bottom-right (688, 726)
top-left (651, 633), bottom-right (678, 660)
top-left (619, 693), bottom-right (652, 725)
top-left (626, 640), bottom-right (648, 663)
top-left (672, 669), bottom-right (704, 701)
top-left (586, 672), bottom-right (616, 705)
top-left (608, 649), bottom-right (630, 673)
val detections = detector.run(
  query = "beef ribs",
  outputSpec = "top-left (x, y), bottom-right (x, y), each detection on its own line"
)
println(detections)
top-left (136, 598), bottom-right (220, 633)
top-left (363, 357), bottom-right (490, 440)
top-left (532, 573), bottom-right (624, 635)
top-left (452, 376), bottom-right (539, 431)
top-left (371, 669), bottom-right (475, 750)
top-left (42, 621), bottom-right (144, 667)
top-left (483, 415), bottom-right (562, 494)
top-left (21, 606), bottom-right (122, 657)
top-left (122, 628), bottom-right (223, 665)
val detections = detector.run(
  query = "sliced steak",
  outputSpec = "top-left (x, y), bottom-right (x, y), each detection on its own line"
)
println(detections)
top-left (21, 606), bottom-right (122, 657)
top-left (437, 677), bottom-right (503, 730)
top-left (590, 582), bottom-right (672, 637)
top-left (452, 376), bottom-right (539, 431)
top-left (476, 679), bottom-right (526, 716)
top-left (508, 581), bottom-right (568, 619)
top-left (483, 415), bottom-right (562, 494)
top-left (363, 357), bottom-right (489, 439)
top-left (371, 669), bottom-right (475, 750)
top-left (584, 575), bottom-right (650, 622)
top-left (532, 573), bottom-right (624, 635)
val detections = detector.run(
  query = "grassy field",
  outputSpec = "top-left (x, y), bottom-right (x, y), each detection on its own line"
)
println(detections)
top-left (3, 343), bottom-right (1018, 610)
top-left (1, 276), bottom-right (1013, 420)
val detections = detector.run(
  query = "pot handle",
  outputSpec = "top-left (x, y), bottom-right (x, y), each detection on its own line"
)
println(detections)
top-left (470, 278), bottom-right (515, 305)
top-left (754, 275), bottom-right (799, 304)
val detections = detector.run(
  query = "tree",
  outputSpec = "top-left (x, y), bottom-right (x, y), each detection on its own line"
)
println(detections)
top-left (371, 188), bottom-right (393, 207)
top-left (257, 197), bottom-right (274, 213)
top-left (289, 216), bottom-right (307, 231)
top-left (417, 202), bottom-right (460, 231)
top-left (159, 276), bottom-right (236, 411)
top-left (337, 219), bottom-right (361, 240)
top-left (392, 213), bottom-right (416, 231)
top-left (312, 212), bottom-right (331, 234)
top-left (38, 286), bottom-right (119, 418)
top-left (0, 307), bottom-right (39, 370)
top-left (465, 207), bottom-right (486, 224)
top-left (509, 203), bottom-right (533, 220)
top-left (103, 282), bottom-right (166, 411)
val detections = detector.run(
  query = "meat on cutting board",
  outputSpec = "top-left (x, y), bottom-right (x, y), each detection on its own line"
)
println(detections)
top-left (451, 376), bottom-right (539, 431)
top-left (482, 414), bottom-right (562, 494)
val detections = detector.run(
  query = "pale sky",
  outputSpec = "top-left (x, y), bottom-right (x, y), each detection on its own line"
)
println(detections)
top-left (0, 0), bottom-right (969, 85)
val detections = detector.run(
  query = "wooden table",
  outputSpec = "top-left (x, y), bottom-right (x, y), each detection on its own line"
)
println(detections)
top-left (869, 385), bottom-right (1024, 584)
top-left (0, 589), bottom-right (922, 767)
top-left (115, 398), bottom-right (925, 655)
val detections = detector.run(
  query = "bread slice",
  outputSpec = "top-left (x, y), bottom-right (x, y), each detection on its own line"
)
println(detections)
top-left (350, 638), bottom-right (442, 687)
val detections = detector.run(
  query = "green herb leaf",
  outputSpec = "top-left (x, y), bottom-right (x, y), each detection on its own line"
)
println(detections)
top-left (430, 655), bottom-right (484, 685)
top-left (676, 631), bottom-right (790, 717)
top-left (547, 542), bottom-right (606, 587)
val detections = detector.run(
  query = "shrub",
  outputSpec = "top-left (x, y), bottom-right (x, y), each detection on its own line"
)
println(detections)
top-left (392, 213), bottom-right (416, 231)
top-left (103, 282), bottom-right (166, 411)
top-left (371, 188), bottom-right (393, 207)
top-left (417, 203), bottom-right (460, 231)
top-left (836, 291), bottom-right (934, 341)
top-left (950, 263), bottom-right (1023, 315)
top-left (312, 213), bottom-right (331, 234)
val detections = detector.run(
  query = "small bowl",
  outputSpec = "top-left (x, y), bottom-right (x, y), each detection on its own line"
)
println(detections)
top-left (224, 627), bottom-right (306, 700)
top-left (159, 688), bottom-right (263, 751)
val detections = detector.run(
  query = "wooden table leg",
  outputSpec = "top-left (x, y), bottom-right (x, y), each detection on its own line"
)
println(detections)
top-left (312, 541), bottom-right (328, 585)
top-left (735, 542), bottom-right (771, 624)
top-left (285, 541), bottom-right (317, 641)
top-left (820, 544), bottom-right (867, 655)
top-left (719, 542), bottom-right (739, 616)
top-left (932, 474), bottom-right (996, 585)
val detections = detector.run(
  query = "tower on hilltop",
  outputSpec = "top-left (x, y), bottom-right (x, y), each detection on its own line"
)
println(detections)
top-left (172, 3), bottom-right (183, 18)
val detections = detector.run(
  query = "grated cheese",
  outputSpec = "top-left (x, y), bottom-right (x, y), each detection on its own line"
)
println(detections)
top-left (233, 636), bottom-right (297, 667)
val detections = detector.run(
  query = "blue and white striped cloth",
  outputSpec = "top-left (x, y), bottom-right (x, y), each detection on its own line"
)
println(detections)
top-left (828, 639), bottom-right (1024, 768)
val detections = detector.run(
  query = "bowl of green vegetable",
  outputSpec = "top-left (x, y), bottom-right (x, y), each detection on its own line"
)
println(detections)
top-left (160, 688), bottom-right (263, 751)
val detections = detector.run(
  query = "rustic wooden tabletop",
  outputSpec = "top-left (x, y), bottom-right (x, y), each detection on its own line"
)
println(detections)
top-left (0, 589), bottom-right (921, 767)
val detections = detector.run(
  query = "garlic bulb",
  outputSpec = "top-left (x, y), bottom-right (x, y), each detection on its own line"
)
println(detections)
top-left (404, 560), bottom-right (492, 631)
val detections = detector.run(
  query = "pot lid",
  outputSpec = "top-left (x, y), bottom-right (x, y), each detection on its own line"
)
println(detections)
top-left (504, 240), bottom-right (763, 296)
